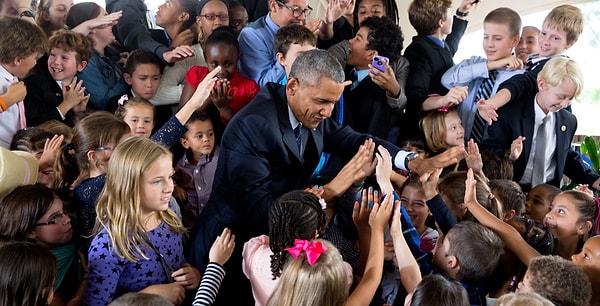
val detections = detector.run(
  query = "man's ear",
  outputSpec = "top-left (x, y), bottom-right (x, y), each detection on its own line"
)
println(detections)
top-left (286, 76), bottom-right (299, 94)
top-left (123, 73), bottom-right (132, 85)
top-left (268, 0), bottom-right (279, 12)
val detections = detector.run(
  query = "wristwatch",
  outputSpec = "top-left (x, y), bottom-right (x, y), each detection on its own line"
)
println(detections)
top-left (19, 10), bottom-right (35, 18)
top-left (404, 152), bottom-right (419, 171)
top-left (455, 9), bottom-right (469, 17)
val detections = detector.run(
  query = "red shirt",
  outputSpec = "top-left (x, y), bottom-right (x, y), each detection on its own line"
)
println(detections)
top-left (185, 66), bottom-right (259, 124)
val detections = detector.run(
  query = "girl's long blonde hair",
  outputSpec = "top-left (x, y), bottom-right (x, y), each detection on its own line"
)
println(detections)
top-left (266, 240), bottom-right (348, 306)
top-left (94, 137), bottom-right (185, 262)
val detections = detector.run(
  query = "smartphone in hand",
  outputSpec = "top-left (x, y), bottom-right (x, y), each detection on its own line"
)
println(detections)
top-left (372, 55), bottom-right (389, 73)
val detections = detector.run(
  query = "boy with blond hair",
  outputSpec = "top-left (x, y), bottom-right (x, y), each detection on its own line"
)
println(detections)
top-left (0, 17), bottom-right (47, 148)
top-left (441, 7), bottom-right (523, 143)
top-left (479, 4), bottom-right (583, 125)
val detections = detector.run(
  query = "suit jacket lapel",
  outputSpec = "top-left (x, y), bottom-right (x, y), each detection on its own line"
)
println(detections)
top-left (554, 110), bottom-right (569, 179)
top-left (521, 101), bottom-right (535, 163)
top-left (275, 86), bottom-right (303, 161)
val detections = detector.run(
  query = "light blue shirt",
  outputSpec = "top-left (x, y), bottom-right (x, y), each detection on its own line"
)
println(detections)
top-left (238, 14), bottom-right (286, 87)
top-left (441, 56), bottom-right (524, 140)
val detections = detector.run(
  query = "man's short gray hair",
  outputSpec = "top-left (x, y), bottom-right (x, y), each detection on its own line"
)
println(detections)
top-left (289, 49), bottom-right (345, 87)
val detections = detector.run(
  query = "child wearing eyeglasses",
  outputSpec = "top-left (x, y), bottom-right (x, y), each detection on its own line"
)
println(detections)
top-left (0, 184), bottom-right (87, 306)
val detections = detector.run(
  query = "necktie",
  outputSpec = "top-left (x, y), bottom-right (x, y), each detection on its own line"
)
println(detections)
top-left (471, 70), bottom-right (498, 142)
top-left (9, 78), bottom-right (26, 128)
top-left (531, 116), bottom-right (549, 187)
top-left (294, 123), bottom-right (302, 149)
top-left (349, 69), bottom-right (359, 90)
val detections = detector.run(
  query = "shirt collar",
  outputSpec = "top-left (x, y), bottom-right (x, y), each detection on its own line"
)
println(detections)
top-left (534, 95), bottom-right (553, 123)
top-left (266, 13), bottom-right (280, 32)
top-left (426, 35), bottom-right (445, 48)
top-left (356, 69), bottom-right (369, 83)
top-left (287, 104), bottom-right (301, 130)
top-left (0, 65), bottom-right (17, 83)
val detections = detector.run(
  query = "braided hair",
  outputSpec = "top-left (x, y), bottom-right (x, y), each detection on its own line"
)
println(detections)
top-left (268, 190), bottom-right (327, 279)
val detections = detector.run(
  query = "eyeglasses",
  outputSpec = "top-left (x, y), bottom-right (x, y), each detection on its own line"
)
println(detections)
top-left (276, 0), bottom-right (312, 18)
top-left (35, 211), bottom-right (67, 226)
top-left (200, 14), bottom-right (229, 21)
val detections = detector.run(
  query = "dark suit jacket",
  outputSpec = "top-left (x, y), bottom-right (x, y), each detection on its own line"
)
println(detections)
top-left (343, 72), bottom-right (390, 139)
top-left (480, 93), bottom-right (598, 187)
top-left (188, 83), bottom-right (401, 268)
top-left (24, 70), bottom-right (76, 126)
top-left (404, 16), bottom-right (468, 118)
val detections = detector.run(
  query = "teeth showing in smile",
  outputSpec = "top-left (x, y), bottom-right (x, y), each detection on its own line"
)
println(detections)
top-left (52, 68), bottom-right (64, 73)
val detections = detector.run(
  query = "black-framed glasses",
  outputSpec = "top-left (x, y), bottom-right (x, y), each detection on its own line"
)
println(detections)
top-left (276, 0), bottom-right (312, 18)
top-left (200, 14), bottom-right (229, 21)
top-left (35, 211), bottom-right (67, 226)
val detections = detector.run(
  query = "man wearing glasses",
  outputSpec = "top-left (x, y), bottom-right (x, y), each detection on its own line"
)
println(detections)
top-left (238, 0), bottom-right (315, 87)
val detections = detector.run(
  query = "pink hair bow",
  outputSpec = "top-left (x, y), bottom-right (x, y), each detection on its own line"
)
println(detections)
top-left (285, 239), bottom-right (327, 266)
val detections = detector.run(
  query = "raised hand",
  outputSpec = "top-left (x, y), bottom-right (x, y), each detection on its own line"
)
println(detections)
top-left (509, 136), bottom-right (525, 161)
top-left (39, 134), bottom-right (64, 170)
top-left (441, 86), bottom-right (469, 107)
top-left (369, 192), bottom-right (394, 233)
top-left (488, 55), bottom-right (524, 71)
top-left (163, 45), bottom-right (195, 63)
top-left (407, 146), bottom-right (466, 175)
top-left (476, 98), bottom-right (498, 125)
top-left (375, 145), bottom-right (393, 195)
top-left (209, 228), bottom-right (235, 265)
top-left (1, 81), bottom-right (27, 108)
top-left (170, 29), bottom-right (195, 48)
top-left (368, 60), bottom-right (400, 98)
top-left (60, 77), bottom-right (88, 113)
top-left (465, 139), bottom-right (483, 174)
top-left (353, 187), bottom-right (378, 231)
top-left (419, 168), bottom-right (443, 201)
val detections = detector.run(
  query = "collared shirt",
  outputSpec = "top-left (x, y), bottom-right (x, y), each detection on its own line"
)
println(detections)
top-left (174, 146), bottom-right (220, 226)
top-left (238, 13), bottom-right (286, 86)
top-left (520, 98), bottom-right (557, 185)
top-left (349, 68), bottom-right (369, 90)
top-left (0, 65), bottom-right (21, 148)
top-left (441, 56), bottom-right (525, 140)
top-left (426, 35), bottom-right (445, 48)
top-left (287, 105), bottom-right (306, 156)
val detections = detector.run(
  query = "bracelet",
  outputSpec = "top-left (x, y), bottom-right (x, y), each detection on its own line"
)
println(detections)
top-left (0, 97), bottom-right (7, 112)
top-left (455, 9), bottom-right (468, 17)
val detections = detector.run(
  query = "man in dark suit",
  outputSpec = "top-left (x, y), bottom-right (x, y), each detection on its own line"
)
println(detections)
top-left (480, 57), bottom-right (599, 191)
top-left (187, 49), bottom-right (464, 304)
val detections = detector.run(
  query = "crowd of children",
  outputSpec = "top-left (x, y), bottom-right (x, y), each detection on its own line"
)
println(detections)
top-left (0, 0), bottom-right (599, 305)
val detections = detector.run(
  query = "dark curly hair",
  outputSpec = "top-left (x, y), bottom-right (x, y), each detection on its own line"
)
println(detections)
top-left (268, 190), bottom-right (327, 279)
top-left (359, 16), bottom-right (404, 62)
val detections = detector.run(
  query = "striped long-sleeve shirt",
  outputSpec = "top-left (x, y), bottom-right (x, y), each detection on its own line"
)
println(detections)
top-left (193, 262), bottom-right (226, 306)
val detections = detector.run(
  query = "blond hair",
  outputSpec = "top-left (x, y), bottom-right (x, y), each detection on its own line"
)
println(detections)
top-left (266, 240), bottom-right (348, 306)
top-left (95, 137), bottom-right (185, 262)
top-left (543, 4), bottom-right (583, 44)
top-left (537, 57), bottom-right (584, 99)
top-left (496, 292), bottom-right (554, 306)
top-left (419, 109), bottom-right (456, 153)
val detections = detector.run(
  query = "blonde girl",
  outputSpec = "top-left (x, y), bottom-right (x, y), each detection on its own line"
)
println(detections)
top-left (419, 108), bottom-right (464, 154)
top-left (52, 111), bottom-right (130, 246)
top-left (85, 137), bottom-right (200, 305)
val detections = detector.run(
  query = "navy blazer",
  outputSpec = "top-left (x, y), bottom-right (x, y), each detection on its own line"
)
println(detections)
top-left (188, 83), bottom-right (401, 268)
top-left (480, 93), bottom-right (598, 187)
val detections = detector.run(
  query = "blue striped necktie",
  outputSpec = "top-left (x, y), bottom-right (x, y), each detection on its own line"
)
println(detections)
top-left (471, 70), bottom-right (498, 142)
top-left (294, 123), bottom-right (302, 149)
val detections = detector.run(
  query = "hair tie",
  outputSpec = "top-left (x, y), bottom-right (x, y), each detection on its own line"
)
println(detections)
top-left (117, 94), bottom-right (128, 106)
top-left (437, 105), bottom-right (454, 113)
top-left (285, 239), bottom-right (327, 266)
top-left (594, 196), bottom-right (600, 233)
top-left (64, 142), bottom-right (74, 152)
